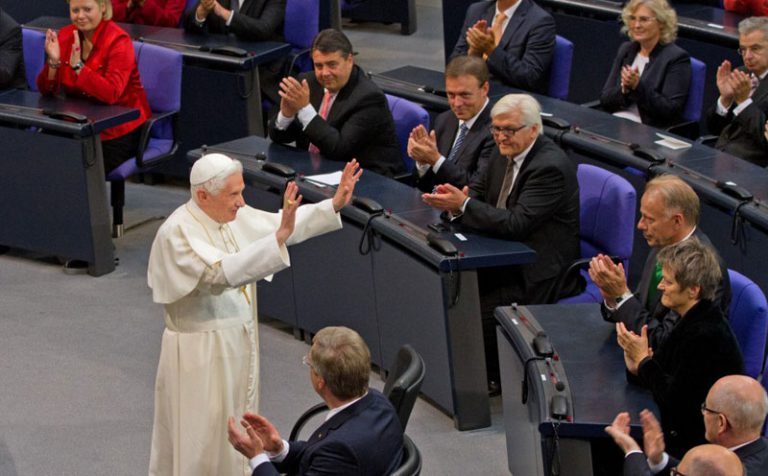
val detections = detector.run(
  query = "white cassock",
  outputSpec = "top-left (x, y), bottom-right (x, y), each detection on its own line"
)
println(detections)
top-left (147, 197), bottom-right (341, 476)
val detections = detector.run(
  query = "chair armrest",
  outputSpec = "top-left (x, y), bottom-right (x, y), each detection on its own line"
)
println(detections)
top-left (547, 255), bottom-right (624, 303)
top-left (283, 47), bottom-right (312, 77)
top-left (288, 402), bottom-right (329, 441)
top-left (135, 110), bottom-right (179, 168)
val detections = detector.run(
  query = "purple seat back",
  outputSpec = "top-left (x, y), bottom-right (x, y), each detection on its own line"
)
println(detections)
top-left (728, 270), bottom-right (768, 379)
top-left (22, 28), bottom-right (45, 91)
top-left (560, 164), bottom-right (636, 304)
top-left (285, 0), bottom-right (319, 72)
top-left (547, 35), bottom-right (573, 101)
top-left (133, 41), bottom-right (182, 114)
top-left (682, 57), bottom-right (706, 124)
top-left (386, 94), bottom-right (429, 172)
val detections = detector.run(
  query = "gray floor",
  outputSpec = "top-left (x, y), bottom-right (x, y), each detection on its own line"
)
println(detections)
top-left (0, 2), bottom-right (512, 475)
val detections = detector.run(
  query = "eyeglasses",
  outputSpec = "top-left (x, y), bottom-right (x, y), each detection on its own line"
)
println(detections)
top-left (670, 467), bottom-right (687, 476)
top-left (489, 124), bottom-right (528, 137)
top-left (737, 44), bottom-right (766, 56)
top-left (302, 354), bottom-right (317, 373)
top-left (700, 402), bottom-right (724, 417)
top-left (628, 15), bottom-right (656, 25)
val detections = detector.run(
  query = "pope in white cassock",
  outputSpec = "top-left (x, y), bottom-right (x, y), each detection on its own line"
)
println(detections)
top-left (146, 153), bottom-right (362, 476)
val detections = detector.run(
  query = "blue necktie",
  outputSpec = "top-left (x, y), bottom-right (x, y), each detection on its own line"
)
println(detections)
top-left (447, 123), bottom-right (469, 163)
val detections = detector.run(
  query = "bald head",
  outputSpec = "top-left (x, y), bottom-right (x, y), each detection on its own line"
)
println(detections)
top-left (677, 444), bottom-right (743, 476)
top-left (706, 375), bottom-right (768, 445)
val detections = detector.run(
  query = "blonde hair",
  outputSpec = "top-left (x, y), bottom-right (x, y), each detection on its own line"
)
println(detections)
top-left (66, 0), bottom-right (113, 21)
top-left (621, 0), bottom-right (678, 45)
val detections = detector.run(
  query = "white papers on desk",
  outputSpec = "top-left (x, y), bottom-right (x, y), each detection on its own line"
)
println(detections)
top-left (654, 133), bottom-right (692, 150)
top-left (305, 171), bottom-right (342, 187)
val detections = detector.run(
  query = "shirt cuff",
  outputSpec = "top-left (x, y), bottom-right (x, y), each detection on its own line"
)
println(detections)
top-left (195, 13), bottom-right (207, 24)
top-left (625, 449), bottom-right (643, 457)
top-left (275, 111), bottom-right (294, 130)
top-left (733, 97), bottom-right (753, 116)
top-left (297, 104), bottom-right (318, 129)
top-left (716, 98), bottom-right (730, 116)
top-left (648, 452), bottom-right (669, 474)
top-left (248, 454), bottom-right (271, 471)
top-left (269, 440), bottom-right (290, 463)
top-left (431, 156), bottom-right (447, 173)
top-left (415, 161), bottom-right (430, 177)
top-left (226, 10), bottom-right (235, 26)
top-left (604, 291), bottom-right (633, 311)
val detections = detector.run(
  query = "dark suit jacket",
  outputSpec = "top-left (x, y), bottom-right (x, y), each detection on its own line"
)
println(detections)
top-left (600, 41), bottom-right (692, 128)
top-left (414, 103), bottom-right (495, 192)
top-left (183, 0), bottom-right (285, 41)
top-left (706, 67), bottom-right (768, 167)
top-left (662, 437), bottom-right (768, 476)
top-left (459, 135), bottom-right (581, 304)
top-left (0, 8), bottom-right (25, 90)
top-left (450, 0), bottom-right (555, 94)
top-left (252, 390), bottom-right (404, 476)
top-left (637, 299), bottom-right (745, 458)
top-left (602, 229), bottom-right (731, 350)
top-left (623, 452), bottom-right (652, 476)
top-left (269, 65), bottom-right (404, 177)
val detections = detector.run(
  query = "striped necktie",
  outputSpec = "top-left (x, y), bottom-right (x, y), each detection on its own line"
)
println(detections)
top-left (447, 123), bottom-right (469, 163)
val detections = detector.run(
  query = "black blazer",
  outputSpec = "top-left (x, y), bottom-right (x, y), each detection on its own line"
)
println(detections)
top-left (706, 68), bottom-right (768, 167)
top-left (253, 390), bottom-right (404, 476)
top-left (269, 65), bottom-right (404, 177)
top-left (602, 230), bottom-right (731, 350)
top-left (183, 0), bottom-right (285, 41)
top-left (0, 8), bottom-right (25, 90)
top-left (459, 135), bottom-right (581, 303)
top-left (637, 299), bottom-right (745, 459)
top-left (414, 103), bottom-right (495, 192)
top-left (600, 41), bottom-right (692, 128)
top-left (450, 0), bottom-right (555, 94)
top-left (661, 437), bottom-right (768, 476)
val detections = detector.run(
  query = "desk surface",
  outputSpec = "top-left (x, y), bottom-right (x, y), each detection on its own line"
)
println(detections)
top-left (190, 136), bottom-right (537, 271)
top-left (25, 17), bottom-right (291, 70)
top-left (0, 89), bottom-right (139, 136)
top-left (498, 303), bottom-right (657, 437)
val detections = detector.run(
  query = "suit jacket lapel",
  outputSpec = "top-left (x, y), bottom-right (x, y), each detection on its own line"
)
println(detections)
top-left (636, 247), bottom-right (659, 302)
top-left (505, 136), bottom-right (540, 207)
top-left (438, 116), bottom-right (459, 157)
top-left (497, 0), bottom-right (529, 50)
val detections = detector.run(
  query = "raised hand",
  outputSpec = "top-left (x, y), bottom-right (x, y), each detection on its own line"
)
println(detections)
top-left (332, 159), bottom-right (363, 212)
top-left (588, 254), bottom-right (629, 301)
top-left (276, 181), bottom-right (302, 246)
top-left (716, 60), bottom-right (735, 107)
top-left (44, 29), bottom-right (60, 64)
top-left (279, 77), bottom-right (311, 117)
top-left (408, 125), bottom-right (440, 165)
top-left (604, 412), bottom-right (641, 454)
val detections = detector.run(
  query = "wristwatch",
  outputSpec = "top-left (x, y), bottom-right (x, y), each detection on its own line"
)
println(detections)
top-left (71, 61), bottom-right (85, 72)
top-left (614, 291), bottom-right (633, 305)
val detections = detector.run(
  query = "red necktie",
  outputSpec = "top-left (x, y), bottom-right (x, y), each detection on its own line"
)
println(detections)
top-left (308, 90), bottom-right (332, 154)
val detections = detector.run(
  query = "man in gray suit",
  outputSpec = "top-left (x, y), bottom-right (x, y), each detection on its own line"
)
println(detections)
top-left (707, 16), bottom-right (768, 167)
top-left (409, 55), bottom-right (495, 192)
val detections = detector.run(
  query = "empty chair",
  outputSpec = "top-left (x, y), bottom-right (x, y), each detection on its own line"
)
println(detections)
top-left (341, 0), bottom-right (417, 35)
top-left (283, 0), bottom-right (320, 75)
top-left (106, 41), bottom-right (182, 237)
top-left (548, 35), bottom-right (574, 101)
top-left (727, 270), bottom-right (768, 379)
top-left (290, 344), bottom-right (426, 439)
top-left (554, 164), bottom-right (636, 304)
top-left (21, 28), bottom-right (44, 91)
top-left (386, 94), bottom-right (429, 173)
top-left (667, 56), bottom-right (706, 139)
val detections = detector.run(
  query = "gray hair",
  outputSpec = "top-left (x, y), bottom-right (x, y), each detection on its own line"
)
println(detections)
top-left (738, 16), bottom-right (768, 39)
top-left (645, 175), bottom-right (700, 225)
top-left (310, 326), bottom-right (370, 400)
top-left (190, 159), bottom-right (243, 202)
top-left (490, 94), bottom-right (543, 136)
top-left (657, 237), bottom-right (721, 302)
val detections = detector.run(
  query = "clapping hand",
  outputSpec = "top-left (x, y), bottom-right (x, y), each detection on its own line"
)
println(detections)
top-left (620, 65), bottom-right (640, 93)
top-left (44, 29), bottom-right (60, 65)
top-left (588, 254), bottom-right (629, 302)
top-left (422, 183), bottom-right (469, 214)
top-left (332, 159), bottom-right (363, 212)
top-left (278, 77), bottom-right (311, 118)
top-left (616, 323), bottom-right (651, 375)
top-left (407, 125), bottom-right (440, 165)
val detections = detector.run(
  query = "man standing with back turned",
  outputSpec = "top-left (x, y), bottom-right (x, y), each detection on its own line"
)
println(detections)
top-left (147, 154), bottom-right (361, 476)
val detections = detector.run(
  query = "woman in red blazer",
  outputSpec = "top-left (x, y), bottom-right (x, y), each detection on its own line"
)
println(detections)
top-left (37, 0), bottom-right (151, 175)
top-left (112, 0), bottom-right (187, 28)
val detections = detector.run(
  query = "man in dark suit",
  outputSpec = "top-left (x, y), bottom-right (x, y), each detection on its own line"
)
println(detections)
top-left (590, 175), bottom-right (731, 350)
top-left (268, 29), bottom-right (404, 177)
top-left (450, 0), bottom-right (555, 94)
top-left (422, 93), bottom-right (581, 390)
top-left (408, 55), bottom-right (495, 192)
top-left (184, 0), bottom-right (284, 41)
top-left (0, 7), bottom-right (25, 90)
top-left (706, 16), bottom-right (768, 167)
top-left (606, 375), bottom-right (767, 475)
top-left (228, 326), bottom-right (404, 476)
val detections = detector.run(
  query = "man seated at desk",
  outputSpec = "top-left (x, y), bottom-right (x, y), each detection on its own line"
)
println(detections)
top-left (408, 55), bottom-right (495, 192)
top-left (590, 175), bottom-right (730, 350)
top-left (422, 93), bottom-right (581, 392)
top-left (706, 16), bottom-right (768, 167)
top-left (0, 7), bottom-right (25, 90)
top-left (450, 0), bottom-right (555, 94)
top-left (268, 29), bottom-right (404, 177)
